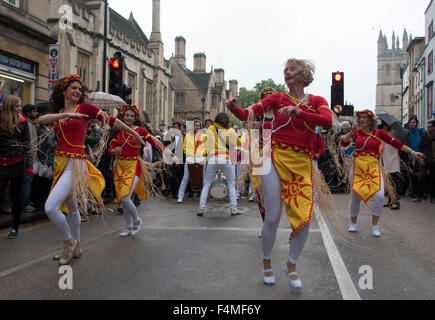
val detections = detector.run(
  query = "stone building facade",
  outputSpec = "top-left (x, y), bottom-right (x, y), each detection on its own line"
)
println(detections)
top-left (406, 37), bottom-right (425, 125)
top-left (424, 0), bottom-right (435, 123)
top-left (47, 0), bottom-right (173, 129)
top-left (376, 30), bottom-right (409, 122)
top-left (170, 36), bottom-right (238, 124)
top-left (0, 0), bottom-right (55, 105)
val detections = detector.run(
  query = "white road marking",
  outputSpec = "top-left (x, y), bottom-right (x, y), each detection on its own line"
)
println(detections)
top-left (315, 207), bottom-right (361, 300)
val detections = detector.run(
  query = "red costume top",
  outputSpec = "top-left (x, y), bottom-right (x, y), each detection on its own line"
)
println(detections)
top-left (54, 103), bottom-right (116, 158)
top-left (341, 129), bottom-right (404, 158)
top-left (108, 126), bottom-right (160, 158)
top-left (231, 93), bottom-right (332, 151)
top-left (311, 132), bottom-right (325, 159)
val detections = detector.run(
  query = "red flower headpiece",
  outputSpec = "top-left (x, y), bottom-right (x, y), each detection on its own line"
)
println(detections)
top-left (119, 104), bottom-right (140, 120)
top-left (356, 109), bottom-right (376, 120)
top-left (260, 90), bottom-right (275, 100)
top-left (60, 74), bottom-right (84, 91)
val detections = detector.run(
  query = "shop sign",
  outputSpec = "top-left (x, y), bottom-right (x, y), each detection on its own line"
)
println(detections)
top-left (0, 51), bottom-right (35, 75)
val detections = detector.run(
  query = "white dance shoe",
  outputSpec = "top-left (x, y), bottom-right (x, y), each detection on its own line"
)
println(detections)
top-left (284, 265), bottom-right (302, 289)
top-left (262, 269), bottom-right (275, 285)
top-left (119, 229), bottom-right (132, 237)
top-left (371, 225), bottom-right (381, 237)
top-left (348, 224), bottom-right (358, 232)
top-left (131, 219), bottom-right (143, 236)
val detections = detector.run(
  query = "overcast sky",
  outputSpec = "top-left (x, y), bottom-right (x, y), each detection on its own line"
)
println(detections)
top-left (109, 0), bottom-right (429, 111)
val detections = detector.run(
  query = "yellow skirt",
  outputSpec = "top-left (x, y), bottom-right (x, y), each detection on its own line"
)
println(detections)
top-left (51, 155), bottom-right (105, 213)
top-left (113, 159), bottom-right (147, 203)
top-left (352, 155), bottom-right (381, 203)
top-left (272, 147), bottom-right (314, 239)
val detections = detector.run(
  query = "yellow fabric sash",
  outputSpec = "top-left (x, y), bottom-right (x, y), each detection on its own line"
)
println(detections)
top-left (273, 147), bottom-right (314, 239)
top-left (113, 159), bottom-right (147, 203)
top-left (352, 155), bottom-right (381, 203)
top-left (51, 155), bottom-right (105, 213)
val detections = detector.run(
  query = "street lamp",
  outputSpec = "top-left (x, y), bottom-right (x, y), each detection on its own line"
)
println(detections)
top-left (102, 0), bottom-right (108, 92)
top-left (201, 96), bottom-right (206, 124)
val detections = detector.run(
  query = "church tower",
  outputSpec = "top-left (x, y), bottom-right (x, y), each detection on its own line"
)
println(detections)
top-left (375, 29), bottom-right (409, 122)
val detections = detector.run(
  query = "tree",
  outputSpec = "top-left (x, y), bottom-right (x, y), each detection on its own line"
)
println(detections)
top-left (228, 78), bottom-right (287, 127)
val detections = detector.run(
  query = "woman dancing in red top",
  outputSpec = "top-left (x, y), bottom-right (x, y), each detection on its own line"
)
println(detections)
top-left (340, 110), bottom-right (424, 237)
top-left (38, 75), bottom-right (146, 266)
top-left (227, 58), bottom-right (333, 288)
top-left (109, 104), bottom-right (176, 237)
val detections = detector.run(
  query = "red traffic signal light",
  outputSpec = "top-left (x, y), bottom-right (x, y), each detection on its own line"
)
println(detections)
top-left (334, 73), bottom-right (343, 82)
top-left (109, 58), bottom-right (120, 69)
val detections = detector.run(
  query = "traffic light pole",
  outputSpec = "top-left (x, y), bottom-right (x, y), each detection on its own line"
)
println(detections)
top-left (102, 0), bottom-right (108, 92)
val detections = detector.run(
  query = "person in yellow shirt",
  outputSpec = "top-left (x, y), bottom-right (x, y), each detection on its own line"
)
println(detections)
top-left (198, 112), bottom-right (242, 216)
top-left (177, 119), bottom-right (207, 203)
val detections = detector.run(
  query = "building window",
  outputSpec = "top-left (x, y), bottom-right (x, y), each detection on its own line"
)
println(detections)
top-left (77, 51), bottom-right (90, 85)
top-left (146, 81), bottom-right (152, 113)
top-left (428, 51), bottom-right (433, 75)
top-left (175, 93), bottom-right (185, 107)
top-left (212, 95), bottom-right (217, 108)
top-left (385, 64), bottom-right (391, 76)
top-left (428, 83), bottom-right (433, 119)
top-left (428, 21), bottom-right (433, 41)
top-left (127, 72), bottom-right (136, 104)
top-left (3, 0), bottom-right (20, 8)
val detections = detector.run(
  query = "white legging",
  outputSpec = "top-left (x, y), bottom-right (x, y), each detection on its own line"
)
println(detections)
top-left (349, 161), bottom-right (385, 218)
top-left (120, 176), bottom-right (141, 229)
top-left (261, 162), bottom-right (311, 265)
top-left (199, 161), bottom-right (238, 211)
top-left (45, 159), bottom-right (81, 242)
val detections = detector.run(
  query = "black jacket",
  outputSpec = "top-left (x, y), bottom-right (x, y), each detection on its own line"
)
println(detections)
top-left (419, 132), bottom-right (434, 165)
top-left (0, 118), bottom-right (30, 168)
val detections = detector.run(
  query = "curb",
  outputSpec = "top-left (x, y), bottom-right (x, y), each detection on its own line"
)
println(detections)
top-left (0, 210), bottom-right (47, 230)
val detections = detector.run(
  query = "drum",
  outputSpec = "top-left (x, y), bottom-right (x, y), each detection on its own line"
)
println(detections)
top-left (188, 163), bottom-right (203, 191)
top-left (210, 171), bottom-right (229, 199)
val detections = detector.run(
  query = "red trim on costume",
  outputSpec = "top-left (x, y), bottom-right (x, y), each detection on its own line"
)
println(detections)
top-left (0, 155), bottom-right (24, 166)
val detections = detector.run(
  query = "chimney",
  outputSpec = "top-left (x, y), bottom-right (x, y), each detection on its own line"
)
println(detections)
top-left (150, 0), bottom-right (162, 42)
top-left (174, 36), bottom-right (186, 68)
top-left (229, 80), bottom-right (238, 97)
top-left (214, 68), bottom-right (224, 84)
top-left (193, 53), bottom-right (206, 73)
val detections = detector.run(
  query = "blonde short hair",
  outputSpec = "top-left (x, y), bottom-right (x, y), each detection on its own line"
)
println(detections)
top-left (285, 58), bottom-right (315, 87)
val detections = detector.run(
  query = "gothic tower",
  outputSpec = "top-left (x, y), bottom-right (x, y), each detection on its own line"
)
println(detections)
top-left (375, 29), bottom-right (409, 121)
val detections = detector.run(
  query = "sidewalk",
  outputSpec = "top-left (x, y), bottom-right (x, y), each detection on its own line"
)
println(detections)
top-left (0, 209), bottom-right (47, 230)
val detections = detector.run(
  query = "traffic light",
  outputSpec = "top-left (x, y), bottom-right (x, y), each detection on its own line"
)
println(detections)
top-left (331, 71), bottom-right (344, 115)
top-left (109, 52), bottom-right (124, 96)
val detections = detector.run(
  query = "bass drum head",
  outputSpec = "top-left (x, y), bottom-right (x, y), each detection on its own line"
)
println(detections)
top-left (210, 175), bottom-right (228, 199)
top-left (210, 184), bottom-right (228, 199)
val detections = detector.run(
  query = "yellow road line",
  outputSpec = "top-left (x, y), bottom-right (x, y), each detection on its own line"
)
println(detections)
top-left (0, 221), bottom-right (53, 239)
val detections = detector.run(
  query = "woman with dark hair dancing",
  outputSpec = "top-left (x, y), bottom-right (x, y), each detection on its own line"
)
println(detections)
top-left (227, 59), bottom-right (333, 288)
top-left (109, 104), bottom-right (176, 237)
top-left (340, 110), bottom-right (424, 237)
top-left (38, 74), bottom-right (146, 265)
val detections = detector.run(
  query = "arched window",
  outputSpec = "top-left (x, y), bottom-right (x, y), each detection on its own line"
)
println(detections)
top-left (385, 64), bottom-right (391, 76)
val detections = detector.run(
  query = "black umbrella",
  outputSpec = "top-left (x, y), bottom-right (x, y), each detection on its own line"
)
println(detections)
top-left (375, 110), bottom-right (407, 141)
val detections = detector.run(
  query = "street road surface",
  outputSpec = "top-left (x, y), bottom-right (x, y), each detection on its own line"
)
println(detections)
top-left (0, 193), bottom-right (434, 300)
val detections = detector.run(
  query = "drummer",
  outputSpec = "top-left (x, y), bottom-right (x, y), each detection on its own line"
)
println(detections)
top-left (177, 119), bottom-right (207, 203)
top-left (197, 112), bottom-right (242, 217)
